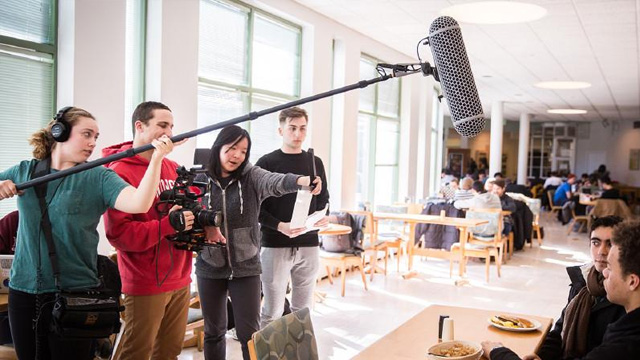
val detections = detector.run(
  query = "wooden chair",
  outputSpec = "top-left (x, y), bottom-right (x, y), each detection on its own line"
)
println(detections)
top-left (506, 193), bottom-right (543, 248)
top-left (184, 293), bottom-right (205, 351)
top-left (450, 208), bottom-right (505, 282)
top-left (546, 190), bottom-right (562, 214)
top-left (248, 307), bottom-right (318, 360)
top-left (319, 250), bottom-right (368, 297)
top-left (567, 206), bottom-right (590, 235)
top-left (344, 209), bottom-right (389, 280)
top-left (375, 205), bottom-right (411, 272)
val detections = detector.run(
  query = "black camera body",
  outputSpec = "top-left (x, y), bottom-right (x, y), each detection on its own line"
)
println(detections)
top-left (156, 166), bottom-right (223, 251)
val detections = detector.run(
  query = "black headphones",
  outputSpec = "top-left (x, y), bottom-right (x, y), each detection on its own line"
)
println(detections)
top-left (51, 106), bottom-right (74, 142)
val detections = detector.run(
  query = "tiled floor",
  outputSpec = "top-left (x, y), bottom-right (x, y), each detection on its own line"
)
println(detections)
top-left (179, 212), bottom-right (591, 359)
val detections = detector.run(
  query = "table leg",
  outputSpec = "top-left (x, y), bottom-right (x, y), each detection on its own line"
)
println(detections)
top-left (458, 227), bottom-right (468, 277)
top-left (408, 223), bottom-right (416, 271)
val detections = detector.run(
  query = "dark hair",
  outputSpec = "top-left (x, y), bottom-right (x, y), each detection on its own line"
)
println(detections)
top-left (600, 176), bottom-right (613, 185)
top-left (207, 125), bottom-right (251, 180)
top-left (611, 220), bottom-right (640, 277)
top-left (278, 106), bottom-right (308, 125)
top-left (472, 181), bottom-right (485, 193)
top-left (478, 169), bottom-right (486, 175)
top-left (131, 101), bottom-right (171, 136)
top-left (494, 172), bottom-right (503, 178)
top-left (591, 216), bottom-right (623, 233)
top-left (493, 179), bottom-right (506, 189)
top-left (598, 164), bottom-right (607, 173)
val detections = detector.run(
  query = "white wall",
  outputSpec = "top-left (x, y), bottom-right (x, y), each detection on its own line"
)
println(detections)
top-left (575, 120), bottom-right (640, 186)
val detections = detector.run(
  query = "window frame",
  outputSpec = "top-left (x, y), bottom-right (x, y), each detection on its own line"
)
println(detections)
top-left (357, 54), bottom-right (401, 206)
top-left (197, 0), bottom-right (303, 157)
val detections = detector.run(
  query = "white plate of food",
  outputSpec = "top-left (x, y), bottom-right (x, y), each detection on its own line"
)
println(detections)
top-left (427, 340), bottom-right (483, 360)
top-left (488, 314), bottom-right (541, 332)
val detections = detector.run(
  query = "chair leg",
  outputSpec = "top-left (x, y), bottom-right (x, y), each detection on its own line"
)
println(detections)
top-left (496, 246), bottom-right (503, 278)
top-left (449, 256), bottom-right (454, 278)
top-left (485, 254), bottom-right (490, 283)
top-left (340, 262), bottom-right (347, 297)
top-left (325, 265), bottom-right (333, 285)
top-left (567, 219), bottom-right (575, 235)
top-left (358, 263), bottom-right (368, 291)
top-left (384, 247), bottom-right (389, 276)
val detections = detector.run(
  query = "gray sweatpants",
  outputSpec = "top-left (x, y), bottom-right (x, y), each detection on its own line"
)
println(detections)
top-left (260, 246), bottom-right (319, 328)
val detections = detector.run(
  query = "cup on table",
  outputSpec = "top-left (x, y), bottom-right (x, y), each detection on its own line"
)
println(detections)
top-left (442, 318), bottom-right (454, 341)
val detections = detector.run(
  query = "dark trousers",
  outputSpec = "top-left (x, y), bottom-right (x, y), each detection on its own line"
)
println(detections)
top-left (197, 275), bottom-right (261, 360)
top-left (8, 289), bottom-right (93, 360)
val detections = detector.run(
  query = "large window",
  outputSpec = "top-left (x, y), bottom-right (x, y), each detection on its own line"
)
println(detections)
top-left (356, 56), bottom-right (401, 207)
top-left (0, 0), bottom-right (55, 216)
top-left (198, 0), bottom-right (302, 162)
top-left (429, 89), bottom-right (444, 196)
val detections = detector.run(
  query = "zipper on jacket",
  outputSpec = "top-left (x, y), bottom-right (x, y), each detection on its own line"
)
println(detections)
top-left (215, 178), bottom-right (235, 280)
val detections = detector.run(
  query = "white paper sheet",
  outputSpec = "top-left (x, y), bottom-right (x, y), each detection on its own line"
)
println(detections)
top-left (289, 188), bottom-right (313, 229)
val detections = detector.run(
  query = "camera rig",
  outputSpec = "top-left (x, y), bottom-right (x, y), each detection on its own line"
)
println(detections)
top-left (155, 166), bottom-right (224, 251)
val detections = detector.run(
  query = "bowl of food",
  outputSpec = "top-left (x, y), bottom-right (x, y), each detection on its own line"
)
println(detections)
top-left (427, 340), bottom-right (483, 360)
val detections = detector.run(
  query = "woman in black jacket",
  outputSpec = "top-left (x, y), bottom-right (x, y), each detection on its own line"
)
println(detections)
top-left (482, 216), bottom-right (626, 360)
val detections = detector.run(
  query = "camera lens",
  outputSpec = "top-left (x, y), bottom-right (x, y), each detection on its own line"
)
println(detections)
top-left (196, 209), bottom-right (222, 227)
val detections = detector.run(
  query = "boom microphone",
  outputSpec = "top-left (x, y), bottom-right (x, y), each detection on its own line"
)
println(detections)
top-left (428, 16), bottom-right (485, 137)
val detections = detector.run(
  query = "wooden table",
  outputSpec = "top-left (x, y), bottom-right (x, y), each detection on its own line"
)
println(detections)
top-left (372, 213), bottom-right (488, 277)
top-left (353, 304), bottom-right (553, 360)
top-left (318, 223), bottom-right (351, 236)
top-left (579, 193), bottom-right (598, 206)
top-left (0, 294), bottom-right (7, 312)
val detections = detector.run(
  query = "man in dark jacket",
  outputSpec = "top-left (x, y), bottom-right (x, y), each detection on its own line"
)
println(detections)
top-left (482, 218), bottom-right (640, 360)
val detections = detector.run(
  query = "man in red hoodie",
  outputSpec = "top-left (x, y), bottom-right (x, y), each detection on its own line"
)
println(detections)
top-left (103, 101), bottom-right (195, 360)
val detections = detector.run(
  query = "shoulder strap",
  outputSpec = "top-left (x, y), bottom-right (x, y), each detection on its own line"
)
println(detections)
top-left (31, 158), bottom-right (61, 290)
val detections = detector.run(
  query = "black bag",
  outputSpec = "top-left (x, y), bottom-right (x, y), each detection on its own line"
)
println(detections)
top-left (321, 212), bottom-right (352, 252)
top-left (50, 256), bottom-right (123, 339)
top-left (32, 159), bottom-right (123, 340)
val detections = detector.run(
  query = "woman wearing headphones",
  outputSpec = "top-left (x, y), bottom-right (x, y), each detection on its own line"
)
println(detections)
top-left (0, 107), bottom-right (176, 359)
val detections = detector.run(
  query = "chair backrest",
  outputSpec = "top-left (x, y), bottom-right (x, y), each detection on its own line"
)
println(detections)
top-left (546, 189), bottom-right (556, 206)
top-left (250, 307), bottom-right (318, 360)
top-left (592, 199), bottom-right (633, 219)
top-left (466, 208), bottom-right (503, 239)
top-left (342, 210), bottom-right (376, 249)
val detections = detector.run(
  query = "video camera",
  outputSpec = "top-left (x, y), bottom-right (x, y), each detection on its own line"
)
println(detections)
top-left (156, 166), bottom-right (224, 251)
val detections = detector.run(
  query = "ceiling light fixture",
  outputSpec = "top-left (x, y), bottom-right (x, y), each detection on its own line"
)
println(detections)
top-left (440, 1), bottom-right (547, 24)
top-left (547, 109), bottom-right (587, 115)
top-left (535, 81), bottom-right (591, 90)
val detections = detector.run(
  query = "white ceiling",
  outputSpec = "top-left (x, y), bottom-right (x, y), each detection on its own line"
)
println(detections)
top-left (292, 0), bottom-right (640, 123)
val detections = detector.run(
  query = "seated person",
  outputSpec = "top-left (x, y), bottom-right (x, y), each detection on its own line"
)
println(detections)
top-left (0, 210), bottom-right (18, 345)
top-left (478, 169), bottom-right (487, 184)
top-left (0, 210), bottom-right (18, 255)
top-left (485, 177), bottom-right (496, 193)
top-left (599, 176), bottom-right (624, 202)
top-left (544, 171), bottom-right (563, 190)
top-left (505, 178), bottom-right (533, 198)
top-left (491, 179), bottom-right (516, 235)
top-left (482, 218), bottom-right (640, 360)
top-left (454, 181), bottom-right (501, 210)
top-left (440, 178), bottom-right (459, 200)
top-left (554, 174), bottom-right (576, 206)
top-left (453, 178), bottom-right (474, 203)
